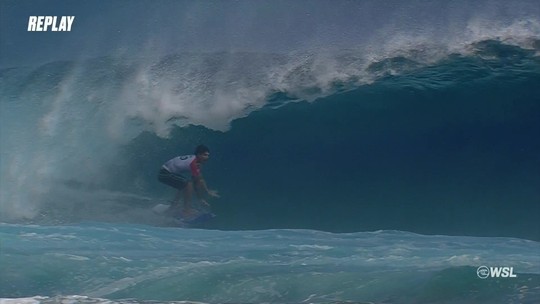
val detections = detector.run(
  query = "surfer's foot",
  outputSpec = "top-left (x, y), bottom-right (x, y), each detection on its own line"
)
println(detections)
top-left (199, 199), bottom-right (211, 209)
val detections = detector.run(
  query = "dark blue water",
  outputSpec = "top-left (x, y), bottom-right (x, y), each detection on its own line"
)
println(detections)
top-left (107, 43), bottom-right (540, 240)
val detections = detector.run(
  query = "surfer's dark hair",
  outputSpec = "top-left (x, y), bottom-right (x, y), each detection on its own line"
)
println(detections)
top-left (195, 144), bottom-right (210, 155)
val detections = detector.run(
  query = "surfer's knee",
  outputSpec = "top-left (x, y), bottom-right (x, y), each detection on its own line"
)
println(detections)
top-left (185, 181), bottom-right (194, 191)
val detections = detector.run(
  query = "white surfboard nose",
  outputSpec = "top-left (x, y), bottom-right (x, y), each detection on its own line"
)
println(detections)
top-left (152, 203), bottom-right (171, 214)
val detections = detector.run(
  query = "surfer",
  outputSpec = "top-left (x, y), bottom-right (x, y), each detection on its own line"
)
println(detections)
top-left (158, 145), bottom-right (220, 217)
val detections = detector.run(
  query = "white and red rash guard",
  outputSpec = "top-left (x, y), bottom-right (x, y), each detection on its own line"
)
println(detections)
top-left (162, 155), bottom-right (201, 178)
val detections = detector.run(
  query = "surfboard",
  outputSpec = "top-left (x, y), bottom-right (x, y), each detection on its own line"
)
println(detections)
top-left (152, 203), bottom-right (171, 214)
top-left (152, 203), bottom-right (216, 225)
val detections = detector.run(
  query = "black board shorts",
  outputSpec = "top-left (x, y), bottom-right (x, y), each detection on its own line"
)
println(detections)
top-left (158, 168), bottom-right (189, 190)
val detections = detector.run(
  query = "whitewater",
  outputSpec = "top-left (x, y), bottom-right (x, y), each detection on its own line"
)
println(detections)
top-left (1, 1), bottom-right (540, 303)
top-left (2, 223), bottom-right (539, 303)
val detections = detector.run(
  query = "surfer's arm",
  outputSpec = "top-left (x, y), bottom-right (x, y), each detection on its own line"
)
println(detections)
top-left (193, 176), bottom-right (220, 198)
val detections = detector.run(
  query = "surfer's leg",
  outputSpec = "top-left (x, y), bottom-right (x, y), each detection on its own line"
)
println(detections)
top-left (157, 169), bottom-right (191, 215)
top-left (182, 182), bottom-right (196, 216)
top-left (194, 181), bottom-right (204, 199)
top-left (171, 190), bottom-right (182, 206)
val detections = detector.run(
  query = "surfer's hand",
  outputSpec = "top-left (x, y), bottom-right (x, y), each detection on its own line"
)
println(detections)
top-left (200, 199), bottom-right (211, 208)
top-left (208, 190), bottom-right (220, 198)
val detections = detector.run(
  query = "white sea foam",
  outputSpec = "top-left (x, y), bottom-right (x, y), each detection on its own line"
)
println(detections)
top-left (2, 225), bottom-right (539, 303)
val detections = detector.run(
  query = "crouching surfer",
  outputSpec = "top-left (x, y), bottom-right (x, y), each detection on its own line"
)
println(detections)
top-left (157, 144), bottom-right (220, 218)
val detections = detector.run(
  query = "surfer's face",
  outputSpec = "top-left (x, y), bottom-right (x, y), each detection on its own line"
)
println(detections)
top-left (197, 152), bottom-right (210, 163)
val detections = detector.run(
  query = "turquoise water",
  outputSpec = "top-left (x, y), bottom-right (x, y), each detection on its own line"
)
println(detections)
top-left (1, 1), bottom-right (540, 303)
top-left (1, 223), bottom-right (539, 303)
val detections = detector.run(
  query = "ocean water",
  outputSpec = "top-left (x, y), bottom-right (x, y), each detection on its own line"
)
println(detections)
top-left (1, 1), bottom-right (540, 303)
top-left (1, 223), bottom-right (540, 304)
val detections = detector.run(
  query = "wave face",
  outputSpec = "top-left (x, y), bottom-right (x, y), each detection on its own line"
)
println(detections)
top-left (1, 1), bottom-right (540, 240)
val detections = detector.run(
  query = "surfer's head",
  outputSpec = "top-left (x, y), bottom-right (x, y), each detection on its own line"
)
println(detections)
top-left (195, 144), bottom-right (210, 162)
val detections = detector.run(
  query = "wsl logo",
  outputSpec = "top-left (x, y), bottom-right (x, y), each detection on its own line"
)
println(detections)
top-left (477, 266), bottom-right (517, 279)
top-left (28, 16), bottom-right (75, 32)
